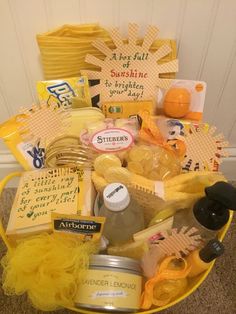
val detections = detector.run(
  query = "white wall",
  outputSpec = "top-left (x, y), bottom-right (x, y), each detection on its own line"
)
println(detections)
top-left (0, 0), bottom-right (236, 150)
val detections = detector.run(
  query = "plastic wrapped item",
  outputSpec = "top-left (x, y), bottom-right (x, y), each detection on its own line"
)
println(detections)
top-left (159, 80), bottom-right (206, 121)
top-left (104, 166), bottom-right (132, 185)
top-left (141, 256), bottom-right (190, 309)
top-left (93, 155), bottom-right (133, 188)
top-left (163, 87), bottom-right (191, 118)
top-left (94, 153), bottom-right (132, 184)
top-left (138, 110), bottom-right (187, 159)
top-left (0, 115), bottom-right (45, 170)
top-left (69, 107), bottom-right (105, 136)
top-left (36, 76), bottom-right (91, 109)
top-left (125, 144), bottom-right (181, 181)
top-left (133, 217), bottom-right (173, 243)
top-left (152, 278), bottom-right (188, 306)
top-left (80, 117), bottom-right (139, 148)
top-left (94, 154), bottom-right (121, 175)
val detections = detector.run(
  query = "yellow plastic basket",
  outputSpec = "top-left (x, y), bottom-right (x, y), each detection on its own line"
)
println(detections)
top-left (0, 172), bottom-right (233, 313)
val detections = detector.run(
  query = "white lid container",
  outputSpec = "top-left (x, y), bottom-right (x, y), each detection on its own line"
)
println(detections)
top-left (103, 183), bottom-right (130, 211)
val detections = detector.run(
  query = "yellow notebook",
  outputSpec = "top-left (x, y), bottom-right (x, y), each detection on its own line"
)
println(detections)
top-left (7, 167), bottom-right (78, 237)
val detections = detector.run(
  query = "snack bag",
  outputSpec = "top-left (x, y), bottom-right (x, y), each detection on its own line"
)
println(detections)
top-left (125, 144), bottom-right (181, 181)
top-left (80, 117), bottom-right (139, 150)
top-left (0, 115), bottom-right (45, 170)
top-left (138, 111), bottom-right (185, 151)
top-left (36, 76), bottom-right (91, 109)
top-left (85, 115), bottom-right (182, 191)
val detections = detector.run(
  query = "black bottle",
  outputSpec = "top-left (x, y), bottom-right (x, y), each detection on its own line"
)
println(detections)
top-left (174, 181), bottom-right (236, 241)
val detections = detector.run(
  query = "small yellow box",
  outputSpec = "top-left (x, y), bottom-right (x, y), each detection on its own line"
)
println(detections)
top-left (102, 100), bottom-right (154, 118)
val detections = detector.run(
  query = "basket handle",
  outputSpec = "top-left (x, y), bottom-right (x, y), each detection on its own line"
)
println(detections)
top-left (0, 172), bottom-right (22, 251)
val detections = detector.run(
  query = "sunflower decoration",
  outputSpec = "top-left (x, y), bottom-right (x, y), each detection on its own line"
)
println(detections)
top-left (17, 103), bottom-right (71, 147)
top-left (153, 226), bottom-right (202, 259)
top-left (182, 124), bottom-right (229, 171)
top-left (81, 23), bottom-right (178, 106)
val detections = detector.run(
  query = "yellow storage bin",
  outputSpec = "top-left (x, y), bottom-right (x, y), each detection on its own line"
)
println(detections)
top-left (0, 172), bottom-right (233, 313)
top-left (66, 213), bottom-right (233, 313)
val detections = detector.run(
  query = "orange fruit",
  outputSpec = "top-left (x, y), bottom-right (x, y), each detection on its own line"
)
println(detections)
top-left (163, 88), bottom-right (190, 118)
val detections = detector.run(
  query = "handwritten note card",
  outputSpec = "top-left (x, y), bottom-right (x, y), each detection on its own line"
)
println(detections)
top-left (82, 24), bottom-right (178, 103)
top-left (11, 168), bottom-right (78, 231)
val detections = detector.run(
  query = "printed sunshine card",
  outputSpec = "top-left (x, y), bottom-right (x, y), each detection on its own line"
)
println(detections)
top-left (81, 23), bottom-right (178, 105)
top-left (6, 167), bottom-right (79, 237)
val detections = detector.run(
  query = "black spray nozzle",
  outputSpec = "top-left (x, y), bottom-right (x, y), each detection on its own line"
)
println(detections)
top-left (205, 181), bottom-right (236, 210)
top-left (193, 181), bottom-right (236, 231)
top-left (199, 239), bottom-right (224, 263)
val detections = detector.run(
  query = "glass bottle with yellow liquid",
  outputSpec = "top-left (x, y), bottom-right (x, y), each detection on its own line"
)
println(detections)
top-left (99, 183), bottom-right (145, 246)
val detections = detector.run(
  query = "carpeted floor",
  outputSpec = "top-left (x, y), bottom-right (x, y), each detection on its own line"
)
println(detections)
top-left (0, 188), bottom-right (235, 314)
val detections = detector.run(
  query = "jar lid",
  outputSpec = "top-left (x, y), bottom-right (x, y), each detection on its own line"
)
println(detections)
top-left (103, 183), bottom-right (130, 211)
top-left (89, 255), bottom-right (142, 274)
top-left (199, 239), bottom-right (224, 263)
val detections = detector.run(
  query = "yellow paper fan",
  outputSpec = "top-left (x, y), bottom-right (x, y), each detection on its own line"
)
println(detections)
top-left (17, 103), bottom-right (71, 146)
top-left (81, 23), bottom-right (178, 105)
top-left (154, 227), bottom-right (202, 258)
top-left (182, 124), bottom-right (229, 171)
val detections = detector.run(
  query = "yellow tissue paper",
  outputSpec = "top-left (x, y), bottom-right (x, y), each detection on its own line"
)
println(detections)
top-left (37, 24), bottom-right (177, 80)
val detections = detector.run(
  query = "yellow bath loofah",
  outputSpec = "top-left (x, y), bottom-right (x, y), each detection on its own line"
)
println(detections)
top-left (1, 233), bottom-right (98, 311)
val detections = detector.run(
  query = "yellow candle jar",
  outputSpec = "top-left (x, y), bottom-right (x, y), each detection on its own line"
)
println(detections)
top-left (75, 255), bottom-right (142, 312)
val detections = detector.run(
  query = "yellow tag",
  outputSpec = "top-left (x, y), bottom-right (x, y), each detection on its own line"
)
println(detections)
top-left (51, 213), bottom-right (105, 242)
top-left (102, 100), bottom-right (154, 118)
